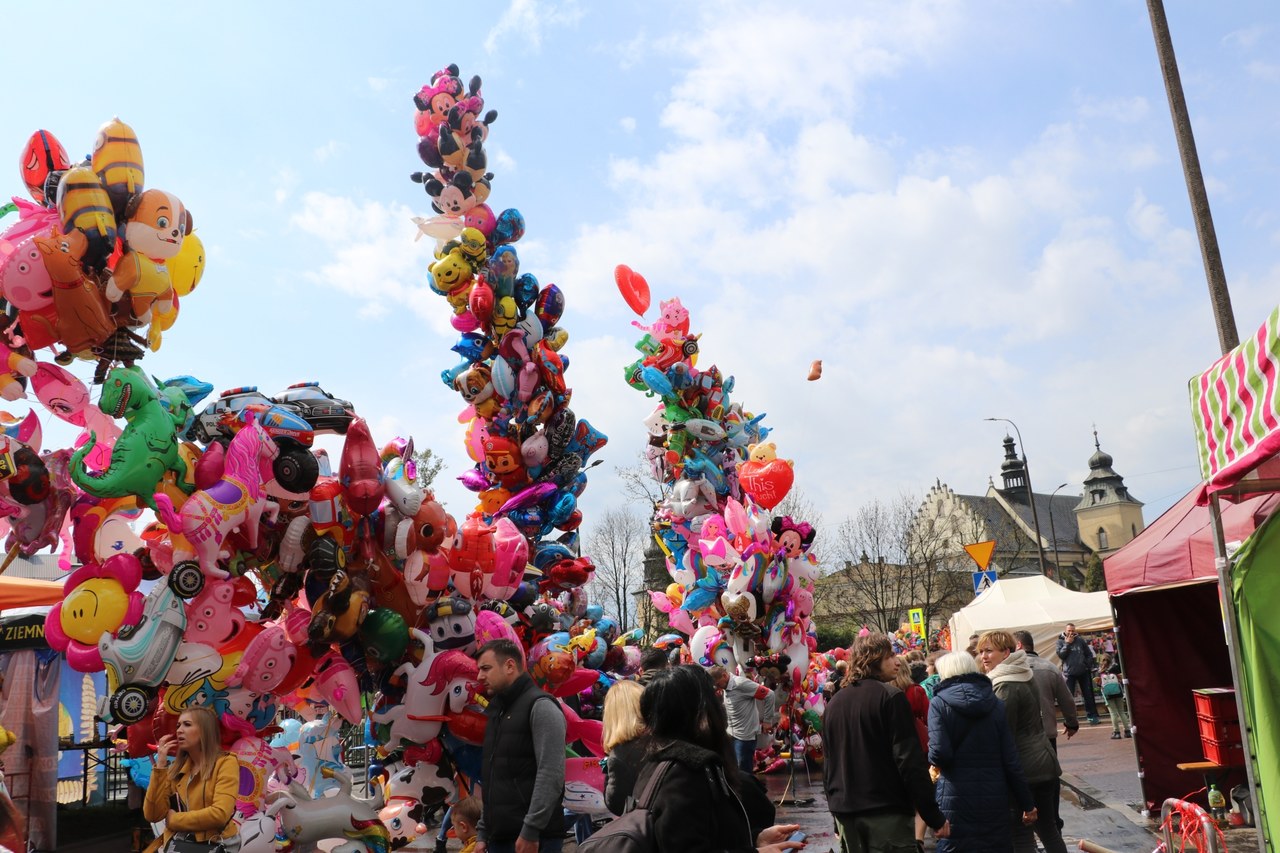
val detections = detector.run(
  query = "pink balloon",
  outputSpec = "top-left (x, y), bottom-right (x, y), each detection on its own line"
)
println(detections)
top-left (475, 609), bottom-right (522, 649)
top-left (492, 517), bottom-right (528, 590)
top-left (451, 311), bottom-right (481, 332)
top-left (464, 204), bottom-right (496, 237)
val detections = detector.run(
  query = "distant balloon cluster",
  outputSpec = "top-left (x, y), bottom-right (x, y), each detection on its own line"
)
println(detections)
top-left (616, 266), bottom-right (819, 685)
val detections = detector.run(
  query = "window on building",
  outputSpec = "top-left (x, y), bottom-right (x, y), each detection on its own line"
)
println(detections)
top-left (1131, 524), bottom-right (1137, 538)
top-left (1097, 527), bottom-right (1109, 550)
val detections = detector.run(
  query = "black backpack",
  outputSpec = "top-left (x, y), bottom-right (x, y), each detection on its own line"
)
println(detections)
top-left (578, 760), bottom-right (675, 853)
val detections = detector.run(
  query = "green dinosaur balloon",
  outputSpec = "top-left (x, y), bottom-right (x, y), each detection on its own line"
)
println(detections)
top-left (71, 365), bottom-right (187, 511)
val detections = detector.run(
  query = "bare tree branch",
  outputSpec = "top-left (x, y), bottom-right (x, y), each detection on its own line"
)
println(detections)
top-left (585, 506), bottom-right (648, 632)
top-left (614, 453), bottom-right (669, 518)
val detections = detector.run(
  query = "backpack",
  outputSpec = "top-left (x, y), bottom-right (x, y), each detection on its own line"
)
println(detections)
top-left (578, 759), bottom-right (674, 853)
top-left (1101, 671), bottom-right (1123, 698)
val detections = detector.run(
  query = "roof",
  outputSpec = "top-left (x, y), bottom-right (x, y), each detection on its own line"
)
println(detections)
top-left (1103, 487), bottom-right (1280, 595)
top-left (959, 492), bottom-right (1084, 551)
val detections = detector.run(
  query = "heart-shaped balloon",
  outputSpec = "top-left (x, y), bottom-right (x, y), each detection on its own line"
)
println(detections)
top-left (738, 459), bottom-right (794, 510)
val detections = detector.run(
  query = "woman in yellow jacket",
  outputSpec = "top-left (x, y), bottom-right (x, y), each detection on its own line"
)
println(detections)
top-left (143, 706), bottom-right (239, 852)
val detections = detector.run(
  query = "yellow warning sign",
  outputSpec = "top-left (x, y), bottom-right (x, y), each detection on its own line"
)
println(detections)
top-left (963, 540), bottom-right (996, 570)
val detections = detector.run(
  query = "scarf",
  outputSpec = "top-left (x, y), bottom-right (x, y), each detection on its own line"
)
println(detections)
top-left (988, 649), bottom-right (1034, 685)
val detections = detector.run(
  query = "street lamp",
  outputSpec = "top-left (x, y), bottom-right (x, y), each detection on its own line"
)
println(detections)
top-left (984, 417), bottom-right (1049, 575)
top-left (1047, 482), bottom-right (1070, 579)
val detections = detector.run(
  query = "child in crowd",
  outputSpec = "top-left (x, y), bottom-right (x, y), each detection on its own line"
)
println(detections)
top-left (452, 795), bottom-right (482, 853)
top-left (1096, 653), bottom-right (1131, 739)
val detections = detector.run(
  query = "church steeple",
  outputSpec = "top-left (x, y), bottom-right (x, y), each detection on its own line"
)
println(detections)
top-left (1074, 429), bottom-right (1145, 555)
top-left (998, 434), bottom-right (1028, 501)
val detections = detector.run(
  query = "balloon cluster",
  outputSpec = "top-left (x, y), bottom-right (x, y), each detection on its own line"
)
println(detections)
top-left (1, 121), bottom-right (203, 386)
top-left (616, 267), bottom-right (819, 685)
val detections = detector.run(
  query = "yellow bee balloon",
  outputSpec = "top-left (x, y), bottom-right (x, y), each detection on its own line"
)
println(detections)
top-left (168, 232), bottom-right (205, 296)
top-left (55, 166), bottom-right (116, 272)
top-left (91, 117), bottom-right (144, 219)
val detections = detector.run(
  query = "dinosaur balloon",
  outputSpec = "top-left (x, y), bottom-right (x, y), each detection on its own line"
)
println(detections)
top-left (70, 365), bottom-right (186, 511)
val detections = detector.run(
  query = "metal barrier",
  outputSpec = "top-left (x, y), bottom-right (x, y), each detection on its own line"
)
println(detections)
top-left (1160, 797), bottom-right (1225, 853)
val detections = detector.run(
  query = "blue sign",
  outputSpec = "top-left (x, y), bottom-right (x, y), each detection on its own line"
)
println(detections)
top-left (972, 570), bottom-right (998, 595)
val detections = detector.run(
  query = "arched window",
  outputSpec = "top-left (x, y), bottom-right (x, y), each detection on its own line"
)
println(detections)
top-left (1097, 527), bottom-right (1109, 550)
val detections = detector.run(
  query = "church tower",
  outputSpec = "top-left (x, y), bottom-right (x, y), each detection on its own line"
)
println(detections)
top-left (1073, 430), bottom-right (1145, 556)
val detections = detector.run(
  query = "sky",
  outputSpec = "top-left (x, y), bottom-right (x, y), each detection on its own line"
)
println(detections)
top-left (3, 0), bottom-right (1280, 564)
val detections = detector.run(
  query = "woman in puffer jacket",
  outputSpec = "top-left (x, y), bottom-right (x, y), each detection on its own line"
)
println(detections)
top-left (929, 652), bottom-right (1036, 853)
top-left (978, 630), bottom-right (1069, 853)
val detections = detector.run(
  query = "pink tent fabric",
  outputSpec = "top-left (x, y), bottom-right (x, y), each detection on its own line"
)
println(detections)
top-left (1104, 489), bottom-right (1280, 595)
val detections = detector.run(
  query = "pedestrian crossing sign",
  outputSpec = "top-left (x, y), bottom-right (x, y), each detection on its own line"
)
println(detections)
top-left (908, 607), bottom-right (925, 638)
top-left (972, 570), bottom-right (998, 596)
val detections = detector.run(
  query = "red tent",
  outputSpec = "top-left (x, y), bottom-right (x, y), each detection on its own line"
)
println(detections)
top-left (1106, 490), bottom-right (1280, 593)
top-left (1104, 489), bottom-right (1280, 811)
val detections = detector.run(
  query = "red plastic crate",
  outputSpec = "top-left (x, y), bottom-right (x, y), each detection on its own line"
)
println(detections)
top-left (1192, 688), bottom-right (1238, 721)
top-left (1203, 736), bottom-right (1245, 766)
top-left (1198, 713), bottom-right (1242, 745)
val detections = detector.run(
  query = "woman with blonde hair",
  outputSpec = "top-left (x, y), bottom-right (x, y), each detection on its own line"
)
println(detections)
top-left (602, 680), bottom-right (651, 815)
top-left (143, 706), bottom-right (239, 853)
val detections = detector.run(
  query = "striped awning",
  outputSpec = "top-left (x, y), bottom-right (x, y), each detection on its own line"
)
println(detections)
top-left (1189, 304), bottom-right (1280, 498)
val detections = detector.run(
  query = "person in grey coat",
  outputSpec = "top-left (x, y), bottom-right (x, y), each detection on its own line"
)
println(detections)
top-left (1056, 623), bottom-right (1100, 724)
top-left (979, 632), bottom-right (1068, 853)
top-left (1014, 630), bottom-right (1079, 747)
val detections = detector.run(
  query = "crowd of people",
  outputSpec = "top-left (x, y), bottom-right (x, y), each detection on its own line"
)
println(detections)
top-left (125, 623), bottom-right (1125, 853)
top-left (820, 623), bottom-right (1128, 853)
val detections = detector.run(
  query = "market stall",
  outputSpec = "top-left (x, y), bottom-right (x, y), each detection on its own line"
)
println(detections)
top-left (947, 575), bottom-right (1112, 663)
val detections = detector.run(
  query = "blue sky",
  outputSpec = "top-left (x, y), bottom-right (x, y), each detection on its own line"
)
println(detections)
top-left (4, 1), bottom-right (1280, 559)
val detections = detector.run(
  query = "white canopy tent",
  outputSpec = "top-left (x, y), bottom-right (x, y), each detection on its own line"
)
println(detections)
top-left (948, 575), bottom-right (1113, 663)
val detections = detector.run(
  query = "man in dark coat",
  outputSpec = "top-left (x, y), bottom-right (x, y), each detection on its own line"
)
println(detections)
top-left (1055, 623), bottom-right (1100, 724)
top-left (823, 635), bottom-right (950, 851)
top-left (474, 639), bottom-right (566, 853)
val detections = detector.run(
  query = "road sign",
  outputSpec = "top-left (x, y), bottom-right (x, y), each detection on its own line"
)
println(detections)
top-left (964, 540), bottom-right (996, 570)
top-left (908, 607), bottom-right (925, 638)
top-left (973, 570), bottom-right (998, 596)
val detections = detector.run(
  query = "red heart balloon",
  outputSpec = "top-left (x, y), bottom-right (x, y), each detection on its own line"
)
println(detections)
top-left (614, 264), bottom-right (651, 316)
top-left (738, 459), bottom-right (794, 510)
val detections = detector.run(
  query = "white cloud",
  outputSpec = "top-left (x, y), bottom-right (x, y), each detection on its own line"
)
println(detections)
top-left (1224, 25), bottom-right (1266, 50)
top-left (485, 0), bottom-right (584, 54)
top-left (273, 167), bottom-right (299, 204)
top-left (313, 140), bottom-right (343, 163)
top-left (290, 192), bottom-right (444, 324)
top-left (367, 76), bottom-right (391, 92)
top-left (1247, 60), bottom-right (1280, 82)
top-left (619, 117), bottom-right (636, 134)
top-left (1075, 93), bottom-right (1150, 123)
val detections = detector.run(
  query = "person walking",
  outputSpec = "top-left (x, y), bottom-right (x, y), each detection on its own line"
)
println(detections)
top-left (928, 652), bottom-right (1036, 853)
top-left (1014, 630), bottom-right (1079, 749)
top-left (1056, 624), bottom-right (1100, 724)
top-left (143, 707), bottom-right (239, 853)
top-left (624, 665), bottom-right (802, 853)
top-left (709, 665), bottom-right (771, 776)
top-left (601, 680), bottom-right (650, 815)
top-left (1096, 654), bottom-right (1131, 739)
top-left (823, 634), bottom-right (949, 852)
top-left (978, 631), bottom-right (1068, 853)
top-left (474, 639), bottom-right (567, 853)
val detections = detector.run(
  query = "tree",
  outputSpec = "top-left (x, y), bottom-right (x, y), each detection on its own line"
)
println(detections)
top-left (820, 493), bottom-right (972, 636)
top-left (614, 453), bottom-right (669, 518)
top-left (585, 507), bottom-right (647, 631)
top-left (411, 447), bottom-right (446, 491)
top-left (1083, 553), bottom-right (1106, 592)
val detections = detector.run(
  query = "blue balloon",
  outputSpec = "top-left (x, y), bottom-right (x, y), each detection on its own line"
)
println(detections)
top-left (452, 332), bottom-right (492, 362)
top-left (493, 207), bottom-right (526, 246)
top-left (641, 366), bottom-right (673, 398)
top-left (585, 604), bottom-right (605, 622)
top-left (515, 274), bottom-right (540, 310)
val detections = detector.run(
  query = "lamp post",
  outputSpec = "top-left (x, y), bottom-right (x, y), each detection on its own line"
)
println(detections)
top-left (985, 417), bottom-right (1048, 575)
top-left (1047, 482), bottom-right (1070, 579)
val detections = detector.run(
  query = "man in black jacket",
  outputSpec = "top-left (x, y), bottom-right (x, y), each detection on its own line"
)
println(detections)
top-left (823, 635), bottom-right (949, 852)
top-left (1056, 623), bottom-right (1100, 724)
top-left (474, 639), bottom-right (567, 853)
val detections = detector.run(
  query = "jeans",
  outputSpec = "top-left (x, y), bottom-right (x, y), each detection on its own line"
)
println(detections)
top-left (1064, 671), bottom-right (1099, 719)
top-left (833, 810), bottom-right (918, 853)
top-left (486, 839), bottom-right (564, 853)
top-left (1012, 779), bottom-right (1069, 853)
top-left (732, 737), bottom-right (756, 775)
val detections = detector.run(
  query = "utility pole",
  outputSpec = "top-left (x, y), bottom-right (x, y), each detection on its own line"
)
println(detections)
top-left (1146, 0), bottom-right (1238, 354)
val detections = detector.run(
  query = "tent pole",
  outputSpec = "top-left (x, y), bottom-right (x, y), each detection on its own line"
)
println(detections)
top-left (1105, 595), bottom-right (1148, 816)
top-left (1208, 493), bottom-right (1267, 852)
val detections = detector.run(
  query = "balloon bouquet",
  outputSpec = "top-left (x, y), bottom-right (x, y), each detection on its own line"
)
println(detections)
top-left (396, 61), bottom-right (619, 829)
top-left (616, 265), bottom-right (824, 763)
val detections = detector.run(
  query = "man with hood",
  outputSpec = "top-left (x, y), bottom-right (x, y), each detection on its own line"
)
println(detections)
top-left (1014, 630), bottom-right (1079, 750)
top-left (978, 631), bottom-right (1069, 853)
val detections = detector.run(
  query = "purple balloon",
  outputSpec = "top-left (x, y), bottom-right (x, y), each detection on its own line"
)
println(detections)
top-left (458, 468), bottom-right (490, 492)
top-left (535, 284), bottom-right (565, 328)
top-left (498, 482), bottom-right (558, 515)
